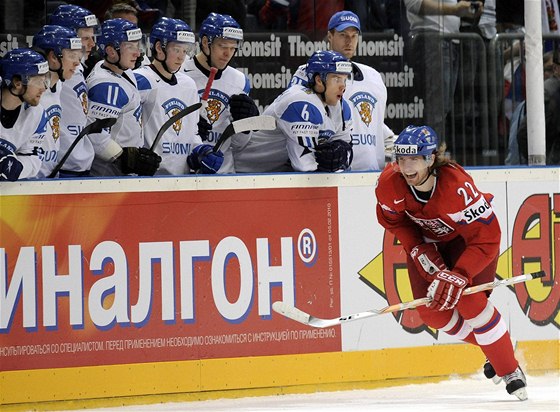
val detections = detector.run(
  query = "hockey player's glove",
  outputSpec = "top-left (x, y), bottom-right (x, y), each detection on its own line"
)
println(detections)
top-left (229, 94), bottom-right (259, 121)
top-left (427, 270), bottom-right (469, 311)
top-left (198, 117), bottom-right (212, 142)
top-left (0, 146), bottom-right (24, 181)
top-left (410, 243), bottom-right (447, 281)
top-left (315, 140), bottom-right (353, 172)
top-left (118, 147), bottom-right (161, 176)
top-left (187, 144), bottom-right (224, 174)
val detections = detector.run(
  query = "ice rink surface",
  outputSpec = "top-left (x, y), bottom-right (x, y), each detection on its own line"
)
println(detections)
top-left (75, 372), bottom-right (559, 412)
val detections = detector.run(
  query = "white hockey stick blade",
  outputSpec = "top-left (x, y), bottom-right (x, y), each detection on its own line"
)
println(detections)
top-left (273, 271), bottom-right (546, 328)
top-left (213, 115), bottom-right (277, 152)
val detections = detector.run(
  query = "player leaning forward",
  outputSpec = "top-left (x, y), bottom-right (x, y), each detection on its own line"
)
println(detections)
top-left (375, 126), bottom-right (527, 400)
top-left (234, 50), bottom-right (353, 172)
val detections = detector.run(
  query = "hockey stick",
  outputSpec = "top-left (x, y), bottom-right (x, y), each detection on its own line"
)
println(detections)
top-left (272, 270), bottom-right (546, 328)
top-left (149, 102), bottom-right (202, 151)
top-left (200, 67), bottom-right (217, 113)
top-left (48, 117), bottom-right (117, 178)
top-left (213, 115), bottom-right (276, 152)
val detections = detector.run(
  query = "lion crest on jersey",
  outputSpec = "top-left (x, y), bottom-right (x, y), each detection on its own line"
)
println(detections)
top-left (349, 92), bottom-right (377, 127)
top-left (45, 105), bottom-right (62, 142)
top-left (204, 90), bottom-right (228, 124)
top-left (73, 82), bottom-right (89, 115)
top-left (52, 116), bottom-right (60, 140)
top-left (162, 98), bottom-right (187, 135)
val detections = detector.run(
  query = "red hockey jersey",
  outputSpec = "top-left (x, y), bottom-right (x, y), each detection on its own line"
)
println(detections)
top-left (375, 162), bottom-right (501, 280)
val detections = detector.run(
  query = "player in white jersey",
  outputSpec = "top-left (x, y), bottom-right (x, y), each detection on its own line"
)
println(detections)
top-left (32, 25), bottom-right (83, 178)
top-left (234, 50), bottom-right (353, 173)
top-left (134, 17), bottom-right (224, 175)
top-left (290, 11), bottom-right (395, 171)
top-left (49, 4), bottom-right (99, 177)
top-left (0, 49), bottom-right (50, 181)
top-left (87, 18), bottom-right (161, 176)
top-left (181, 13), bottom-right (259, 174)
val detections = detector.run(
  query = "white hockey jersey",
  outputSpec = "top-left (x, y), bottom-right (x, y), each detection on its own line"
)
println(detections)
top-left (182, 58), bottom-right (251, 173)
top-left (291, 61), bottom-right (393, 171)
top-left (58, 65), bottom-right (93, 174)
top-left (233, 85), bottom-right (352, 172)
top-left (87, 61), bottom-right (143, 176)
top-left (36, 83), bottom-right (62, 178)
top-left (0, 103), bottom-right (48, 179)
top-left (134, 65), bottom-right (202, 175)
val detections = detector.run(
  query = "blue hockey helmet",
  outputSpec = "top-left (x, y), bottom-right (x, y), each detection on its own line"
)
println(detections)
top-left (394, 125), bottom-right (439, 158)
top-left (1, 48), bottom-right (49, 86)
top-left (150, 17), bottom-right (195, 48)
top-left (199, 13), bottom-right (243, 45)
top-left (49, 4), bottom-right (98, 30)
top-left (305, 50), bottom-right (353, 86)
top-left (33, 25), bottom-right (83, 57)
top-left (97, 18), bottom-right (142, 55)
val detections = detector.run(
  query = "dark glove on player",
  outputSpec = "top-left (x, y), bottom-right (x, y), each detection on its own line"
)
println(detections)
top-left (119, 147), bottom-right (161, 176)
top-left (229, 94), bottom-right (259, 121)
top-left (82, 47), bottom-right (103, 79)
top-left (410, 243), bottom-right (447, 281)
top-left (315, 140), bottom-right (353, 172)
top-left (0, 145), bottom-right (24, 181)
top-left (187, 144), bottom-right (224, 174)
top-left (198, 117), bottom-right (212, 141)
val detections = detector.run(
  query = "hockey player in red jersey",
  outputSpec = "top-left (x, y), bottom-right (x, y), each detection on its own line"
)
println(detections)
top-left (375, 125), bottom-right (527, 400)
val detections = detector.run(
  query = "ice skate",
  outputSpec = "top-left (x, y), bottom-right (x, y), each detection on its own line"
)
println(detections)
top-left (483, 359), bottom-right (502, 384)
top-left (503, 367), bottom-right (528, 401)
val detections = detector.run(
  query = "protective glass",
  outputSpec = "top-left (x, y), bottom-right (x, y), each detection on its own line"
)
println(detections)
top-left (27, 73), bottom-right (51, 89)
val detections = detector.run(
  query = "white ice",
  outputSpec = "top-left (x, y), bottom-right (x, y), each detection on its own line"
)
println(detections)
top-left (72, 372), bottom-right (559, 412)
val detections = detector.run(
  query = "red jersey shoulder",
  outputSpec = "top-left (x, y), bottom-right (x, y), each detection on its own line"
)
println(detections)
top-left (437, 164), bottom-right (496, 226)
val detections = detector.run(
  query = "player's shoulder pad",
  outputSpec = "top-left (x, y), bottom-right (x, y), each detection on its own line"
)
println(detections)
top-left (281, 101), bottom-right (323, 124)
top-left (88, 82), bottom-right (130, 108)
top-left (225, 66), bottom-right (250, 93)
top-left (341, 99), bottom-right (352, 121)
top-left (133, 71), bottom-right (152, 91)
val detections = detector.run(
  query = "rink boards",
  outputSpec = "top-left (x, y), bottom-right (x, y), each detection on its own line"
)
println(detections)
top-left (0, 168), bottom-right (558, 406)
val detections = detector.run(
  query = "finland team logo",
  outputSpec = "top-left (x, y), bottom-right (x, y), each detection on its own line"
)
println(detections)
top-left (73, 82), bottom-right (89, 115)
top-left (45, 105), bottom-right (62, 141)
top-left (162, 98), bottom-right (187, 135)
top-left (349, 92), bottom-right (377, 127)
top-left (205, 90), bottom-right (228, 124)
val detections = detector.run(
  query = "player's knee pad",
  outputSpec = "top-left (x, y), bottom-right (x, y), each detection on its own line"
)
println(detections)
top-left (415, 305), bottom-right (454, 329)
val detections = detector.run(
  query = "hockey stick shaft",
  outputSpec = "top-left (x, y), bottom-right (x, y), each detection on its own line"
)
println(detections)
top-left (48, 117), bottom-right (116, 178)
top-left (272, 270), bottom-right (546, 328)
top-left (212, 115), bottom-right (276, 152)
top-left (149, 102), bottom-right (202, 151)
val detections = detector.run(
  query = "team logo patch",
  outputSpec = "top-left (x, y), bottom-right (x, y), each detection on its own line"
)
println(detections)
top-left (45, 105), bottom-right (62, 141)
top-left (205, 90), bottom-right (228, 124)
top-left (448, 196), bottom-right (494, 225)
top-left (73, 82), bottom-right (88, 115)
top-left (349, 92), bottom-right (377, 127)
top-left (162, 98), bottom-right (187, 135)
top-left (405, 211), bottom-right (455, 237)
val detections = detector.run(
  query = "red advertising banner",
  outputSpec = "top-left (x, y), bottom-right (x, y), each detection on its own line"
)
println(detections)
top-left (0, 187), bottom-right (341, 371)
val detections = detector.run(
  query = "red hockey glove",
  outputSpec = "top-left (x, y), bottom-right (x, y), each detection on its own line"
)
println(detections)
top-left (427, 270), bottom-right (468, 311)
top-left (410, 243), bottom-right (447, 281)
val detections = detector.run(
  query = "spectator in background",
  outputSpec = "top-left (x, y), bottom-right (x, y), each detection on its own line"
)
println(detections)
top-left (0, 49), bottom-right (50, 181)
top-left (32, 25), bottom-right (83, 178)
top-left (181, 13), bottom-right (259, 174)
top-left (49, 4), bottom-right (100, 177)
top-left (105, 2), bottom-right (139, 24)
top-left (195, 0), bottom-right (247, 30)
top-left (403, 0), bottom-right (481, 141)
top-left (290, 10), bottom-right (395, 171)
